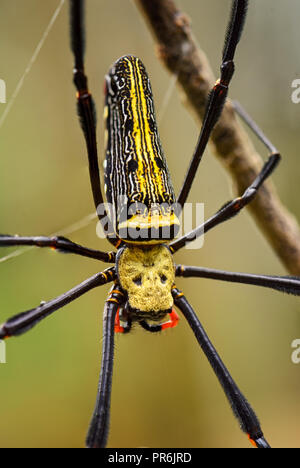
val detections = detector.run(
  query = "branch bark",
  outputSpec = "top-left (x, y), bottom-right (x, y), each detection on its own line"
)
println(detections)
top-left (134, 0), bottom-right (300, 275)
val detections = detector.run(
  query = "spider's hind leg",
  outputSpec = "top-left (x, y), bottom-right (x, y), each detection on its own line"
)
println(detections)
top-left (170, 117), bottom-right (281, 253)
top-left (233, 100), bottom-right (279, 156)
top-left (172, 286), bottom-right (271, 449)
top-left (86, 285), bottom-right (125, 448)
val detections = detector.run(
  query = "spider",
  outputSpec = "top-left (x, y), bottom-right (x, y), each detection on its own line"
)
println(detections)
top-left (1, 0), bottom-right (300, 448)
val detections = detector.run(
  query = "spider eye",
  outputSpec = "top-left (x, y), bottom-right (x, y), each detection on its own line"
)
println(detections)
top-left (160, 274), bottom-right (167, 284)
top-left (133, 275), bottom-right (142, 286)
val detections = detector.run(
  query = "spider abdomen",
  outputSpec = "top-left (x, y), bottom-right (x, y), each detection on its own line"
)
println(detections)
top-left (104, 55), bottom-right (180, 244)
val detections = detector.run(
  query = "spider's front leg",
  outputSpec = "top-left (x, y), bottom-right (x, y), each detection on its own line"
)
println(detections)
top-left (177, 0), bottom-right (249, 207)
top-left (69, 0), bottom-right (118, 248)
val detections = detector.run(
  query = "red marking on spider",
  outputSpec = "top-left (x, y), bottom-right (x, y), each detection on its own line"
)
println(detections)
top-left (114, 308), bottom-right (125, 333)
top-left (161, 309), bottom-right (179, 331)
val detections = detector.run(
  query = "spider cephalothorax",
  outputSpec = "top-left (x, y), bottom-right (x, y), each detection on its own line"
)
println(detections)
top-left (116, 244), bottom-right (175, 317)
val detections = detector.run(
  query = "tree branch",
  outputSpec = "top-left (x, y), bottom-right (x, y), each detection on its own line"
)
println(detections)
top-left (134, 0), bottom-right (300, 275)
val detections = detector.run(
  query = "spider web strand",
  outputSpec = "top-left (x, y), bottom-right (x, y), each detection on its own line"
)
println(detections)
top-left (0, 0), bottom-right (65, 130)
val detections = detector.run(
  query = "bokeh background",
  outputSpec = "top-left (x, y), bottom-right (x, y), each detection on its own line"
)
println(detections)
top-left (0, 0), bottom-right (300, 448)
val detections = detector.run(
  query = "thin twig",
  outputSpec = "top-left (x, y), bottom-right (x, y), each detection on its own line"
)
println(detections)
top-left (134, 0), bottom-right (300, 275)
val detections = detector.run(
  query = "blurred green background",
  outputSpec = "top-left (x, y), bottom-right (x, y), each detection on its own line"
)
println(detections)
top-left (1, 0), bottom-right (300, 448)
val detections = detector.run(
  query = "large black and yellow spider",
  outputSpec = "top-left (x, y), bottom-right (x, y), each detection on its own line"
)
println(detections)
top-left (1, 0), bottom-right (300, 448)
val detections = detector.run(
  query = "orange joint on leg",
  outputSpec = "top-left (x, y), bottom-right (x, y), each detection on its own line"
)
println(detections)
top-left (233, 197), bottom-right (242, 210)
top-left (247, 434), bottom-right (258, 448)
top-left (110, 289), bottom-right (124, 296)
top-left (102, 272), bottom-right (108, 282)
top-left (76, 90), bottom-right (90, 99)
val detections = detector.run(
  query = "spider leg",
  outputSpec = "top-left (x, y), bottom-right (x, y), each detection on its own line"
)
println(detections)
top-left (232, 100), bottom-right (278, 154)
top-left (69, 0), bottom-right (118, 247)
top-left (0, 267), bottom-right (116, 339)
top-left (0, 235), bottom-right (115, 263)
top-left (177, 0), bottom-right (248, 207)
top-left (170, 149), bottom-right (280, 253)
top-left (172, 287), bottom-right (270, 448)
top-left (86, 285), bottom-right (125, 448)
top-left (176, 265), bottom-right (300, 296)
top-left (171, 94), bottom-right (282, 253)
